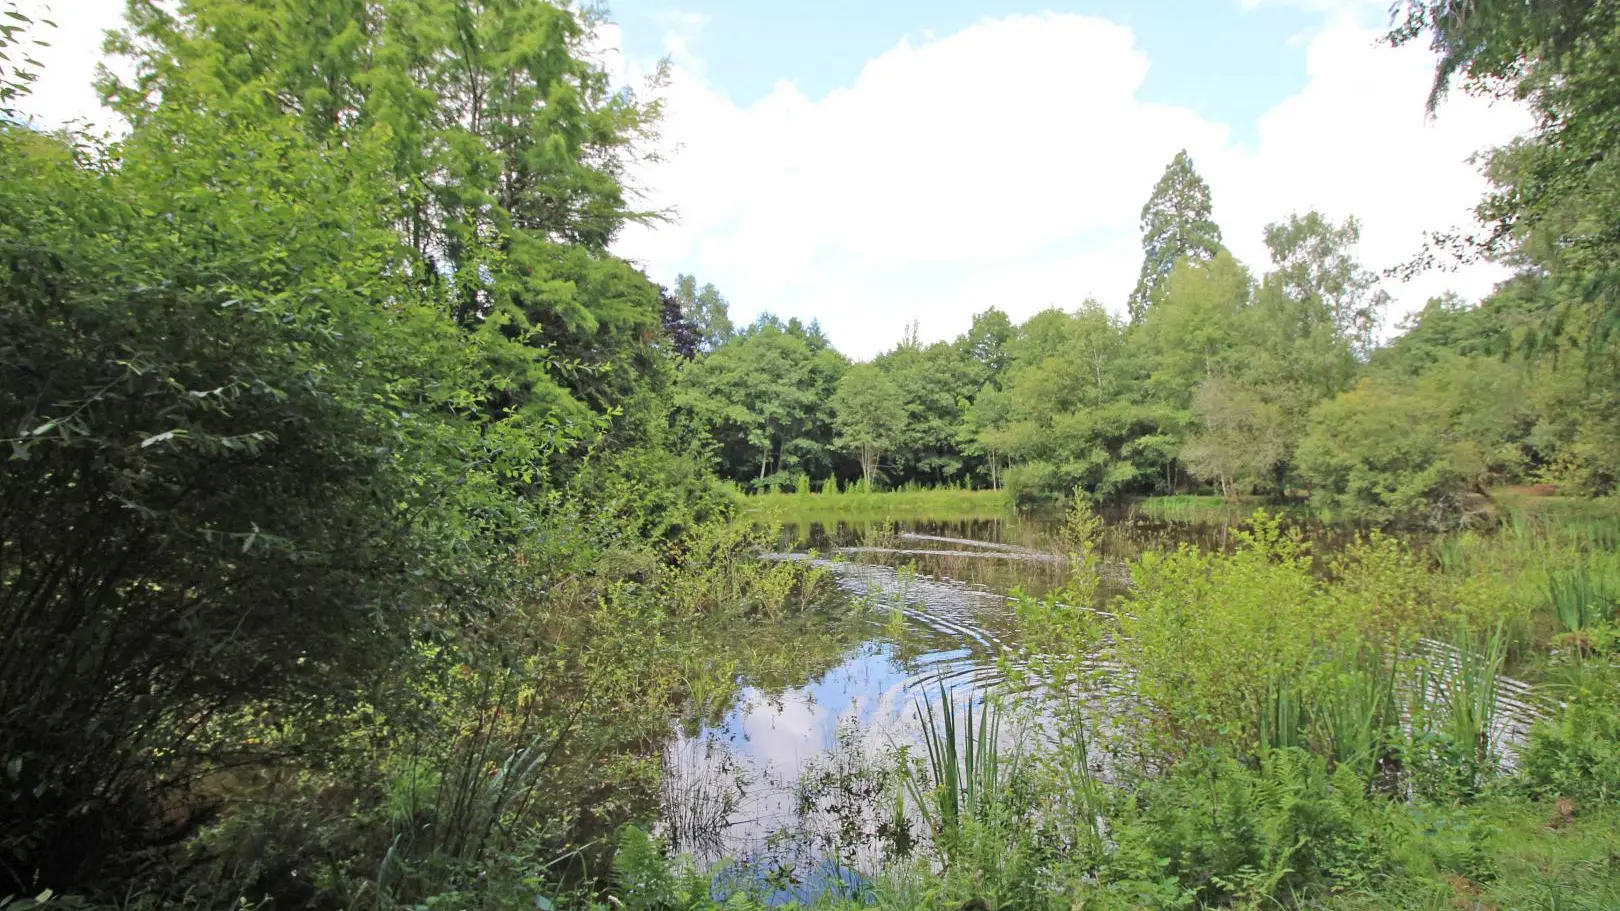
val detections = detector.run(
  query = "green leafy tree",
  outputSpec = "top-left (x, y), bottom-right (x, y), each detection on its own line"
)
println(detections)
top-left (876, 339), bottom-right (977, 484)
top-left (1127, 150), bottom-right (1225, 323)
top-left (1391, 1), bottom-right (1620, 350)
top-left (832, 363), bottom-right (907, 488)
top-left (105, 0), bottom-right (668, 426)
top-left (1261, 212), bottom-right (1387, 357)
top-left (988, 303), bottom-right (1167, 504)
top-left (675, 316), bottom-right (846, 487)
top-left (0, 105), bottom-right (534, 892)
top-left (1298, 355), bottom-right (1532, 525)
top-left (1140, 250), bottom-right (1255, 407)
top-left (674, 273), bottom-right (736, 352)
top-left (1180, 377), bottom-right (1289, 500)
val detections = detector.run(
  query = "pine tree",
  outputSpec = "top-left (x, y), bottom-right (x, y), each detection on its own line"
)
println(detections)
top-left (1127, 151), bottom-right (1224, 323)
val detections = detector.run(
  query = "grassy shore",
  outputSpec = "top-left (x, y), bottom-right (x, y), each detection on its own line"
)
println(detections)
top-left (737, 485), bottom-right (1013, 521)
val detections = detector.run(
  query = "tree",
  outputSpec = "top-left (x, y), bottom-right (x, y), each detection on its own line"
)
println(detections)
top-left (832, 364), bottom-right (907, 488)
top-left (957, 307), bottom-right (1015, 385)
top-left (1127, 150), bottom-right (1224, 323)
top-left (1297, 355), bottom-right (1532, 526)
top-left (874, 340), bottom-right (978, 485)
top-left (986, 303), bottom-right (1167, 505)
top-left (1180, 377), bottom-right (1288, 500)
top-left (675, 318), bottom-right (846, 487)
top-left (674, 273), bottom-right (736, 352)
top-left (1261, 212), bottom-right (1387, 357)
top-left (0, 106), bottom-right (527, 892)
top-left (661, 286), bottom-right (700, 359)
top-left (1390, 1), bottom-right (1620, 350)
top-left (1140, 250), bottom-right (1255, 408)
top-left (105, 0), bottom-right (668, 427)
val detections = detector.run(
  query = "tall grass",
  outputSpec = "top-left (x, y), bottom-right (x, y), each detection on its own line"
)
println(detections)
top-left (746, 486), bottom-right (1012, 521)
top-left (1133, 494), bottom-right (1246, 523)
top-left (906, 685), bottom-right (1013, 839)
top-left (1410, 623), bottom-right (1508, 792)
top-left (1258, 673), bottom-right (1305, 753)
top-left (1548, 567), bottom-right (1603, 632)
top-left (1310, 655), bottom-right (1398, 784)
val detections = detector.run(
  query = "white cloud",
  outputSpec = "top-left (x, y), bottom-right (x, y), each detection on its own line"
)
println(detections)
top-left (11, 0), bottom-right (129, 134)
top-left (613, 6), bottom-right (1533, 358)
top-left (14, 2), bottom-right (1530, 359)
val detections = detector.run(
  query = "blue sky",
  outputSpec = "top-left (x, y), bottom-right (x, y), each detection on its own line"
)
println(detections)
top-left (608, 0), bottom-right (1320, 148)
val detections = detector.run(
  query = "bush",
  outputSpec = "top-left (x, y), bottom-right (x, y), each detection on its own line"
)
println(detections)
top-left (1521, 702), bottom-right (1620, 802)
top-left (1105, 749), bottom-right (1401, 907)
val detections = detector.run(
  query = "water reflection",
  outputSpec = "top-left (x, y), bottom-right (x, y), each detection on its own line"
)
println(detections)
top-left (659, 511), bottom-right (1539, 903)
top-left (659, 520), bottom-right (1051, 875)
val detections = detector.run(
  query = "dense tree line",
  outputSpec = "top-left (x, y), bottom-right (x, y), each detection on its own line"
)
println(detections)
top-left (674, 145), bottom-right (1619, 525)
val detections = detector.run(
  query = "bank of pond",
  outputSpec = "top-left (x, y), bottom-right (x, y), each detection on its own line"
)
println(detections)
top-left (625, 498), bottom-right (1619, 911)
top-left (18, 497), bottom-right (1620, 911)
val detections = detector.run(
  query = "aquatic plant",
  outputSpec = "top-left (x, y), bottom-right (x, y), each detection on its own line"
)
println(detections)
top-left (907, 685), bottom-right (1012, 840)
top-left (1546, 566), bottom-right (1613, 632)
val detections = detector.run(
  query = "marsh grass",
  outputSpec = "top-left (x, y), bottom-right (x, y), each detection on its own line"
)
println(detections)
top-left (1132, 494), bottom-right (1249, 523)
top-left (1132, 494), bottom-right (1319, 524)
top-left (1310, 655), bottom-right (1399, 784)
top-left (1259, 673), bottom-right (1306, 753)
top-left (1408, 624), bottom-right (1509, 795)
top-left (1547, 566), bottom-right (1611, 632)
top-left (743, 486), bottom-right (1011, 521)
top-left (906, 686), bottom-right (1015, 841)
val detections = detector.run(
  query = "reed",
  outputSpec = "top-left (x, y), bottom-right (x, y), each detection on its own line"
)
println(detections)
top-left (1310, 655), bottom-right (1397, 783)
top-left (1547, 566), bottom-right (1608, 632)
top-left (1258, 673), bottom-right (1305, 754)
top-left (907, 685), bottom-right (1011, 839)
top-left (1441, 622), bottom-right (1508, 783)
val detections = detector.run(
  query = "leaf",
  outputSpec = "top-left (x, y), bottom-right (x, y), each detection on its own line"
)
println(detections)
top-left (139, 430), bottom-right (183, 448)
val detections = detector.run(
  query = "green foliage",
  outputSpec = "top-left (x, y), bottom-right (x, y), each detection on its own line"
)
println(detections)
top-left (1128, 149), bottom-right (1225, 323)
top-left (0, 106), bottom-right (522, 891)
top-left (675, 316), bottom-right (847, 489)
top-left (1392, 0), bottom-right (1620, 353)
top-left (0, 1), bottom-right (46, 120)
top-left (106, 0), bottom-right (669, 427)
top-left (8, 1), bottom-right (1620, 908)
top-left (1547, 566), bottom-right (1615, 632)
top-left (1521, 701), bottom-right (1620, 803)
top-left (831, 363), bottom-right (906, 489)
top-left (672, 274), bottom-right (735, 353)
top-left (1106, 749), bottom-right (1402, 907)
top-left (906, 688), bottom-right (1017, 844)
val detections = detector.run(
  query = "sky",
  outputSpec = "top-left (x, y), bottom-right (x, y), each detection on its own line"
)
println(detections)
top-left (19, 0), bottom-right (1534, 359)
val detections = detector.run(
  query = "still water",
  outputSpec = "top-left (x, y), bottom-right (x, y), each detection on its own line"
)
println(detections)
top-left (655, 513), bottom-right (1541, 903)
top-left (656, 514), bottom-right (1114, 893)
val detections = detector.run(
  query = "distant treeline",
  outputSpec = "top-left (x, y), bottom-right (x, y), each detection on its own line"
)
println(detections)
top-left (669, 153), bottom-right (1619, 526)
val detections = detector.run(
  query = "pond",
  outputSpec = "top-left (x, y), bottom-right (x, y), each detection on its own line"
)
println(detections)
top-left (655, 511), bottom-right (1541, 903)
top-left (652, 513), bottom-right (1153, 885)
